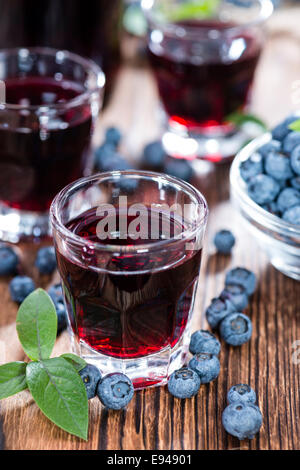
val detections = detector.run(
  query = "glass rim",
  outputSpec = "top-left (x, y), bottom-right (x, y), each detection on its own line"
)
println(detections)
top-left (142, 0), bottom-right (274, 37)
top-left (0, 46), bottom-right (105, 112)
top-left (230, 132), bottom-right (300, 237)
top-left (50, 170), bottom-right (209, 254)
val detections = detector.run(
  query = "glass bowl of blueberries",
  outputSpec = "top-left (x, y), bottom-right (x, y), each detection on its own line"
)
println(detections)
top-left (230, 114), bottom-right (300, 280)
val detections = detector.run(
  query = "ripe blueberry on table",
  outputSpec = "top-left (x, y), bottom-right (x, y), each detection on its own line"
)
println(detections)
top-left (221, 284), bottom-right (249, 311)
top-left (214, 230), bottom-right (235, 254)
top-left (227, 384), bottom-right (256, 405)
top-left (79, 364), bottom-right (102, 400)
top-left (163, 158), bottom-right (194, 183)
top-left (219, 313), bottom-right (252, 346)
top-left (189, 353), bottom-right (220, 384)
top-left (167, 367), bottom-right (201, 399)
top-left (240, 114), bottom-right (300, 225)
top-left (222, 402), bottom-right (263, 440)
top-left (9, 275), bottom-right (35, 303)
top-left (105, 127), bottom-right (122, 148)
top-left (189, 330), bottom-right (221, 356)
top-left (0, 245), bottom-right (19, 275)
top-left (205, 297), bottom-right (236, 329)
top-left (35, 246), bottom-right (57, 275)
top-left (97, 373), bottom-right (134, 410)
top-left (142, 141), bottom-right (166, 170)
top-left (225, 267), bottom-right (257, 296)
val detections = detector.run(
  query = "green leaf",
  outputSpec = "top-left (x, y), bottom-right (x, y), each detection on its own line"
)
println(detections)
top-left (226, 111), bottom-right (267, 131)
top-left (0, 362), bottom-right (27, 399)
top-left (163, 0), bottom-right (220, 22)
top-left (26, 357), bottom-right (88, 440)
top-left (60, 354), bottom-right (87, 372)
top-left (288, 119), bottom-right (300, 132)
top-left (16, 288), bottom-right (57, 361)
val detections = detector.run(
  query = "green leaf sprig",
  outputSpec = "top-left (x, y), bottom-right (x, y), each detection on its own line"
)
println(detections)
top-left (0, 289), bottom-right (88, 440)
top-left (289, 119), bottom-right (300, 132)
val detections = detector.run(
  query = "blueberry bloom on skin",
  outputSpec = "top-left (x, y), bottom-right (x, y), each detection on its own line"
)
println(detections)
top-left (271, 115), bottom-right (296, 141)
top-left (222, 403), bottom-right (263, 440)
top-left (47, 283), bottom-right (67, 334)
top-left (225, 267), bottom-right (256, 296)
top-left (35, 246), bottom-right (57, 275)
top-left (214, 230), bottom-right (235, 254)
top-left (220, 313), bottom-right (252, 346)
top-left (240, 152), bottom-right (263, 181)
top-left (168, 367), bottom-right (201, 399)
top-left (205, 297), bottom-right (236, 329)
top-left (189, 330), bottom-right (221, 356)
top-left (258, 140), bottom-right (281, 159)
top-left (247, 174), bottom-right (280, 205)
top-left (221, 284), bottom-right (249, 311)
top-left (291, 144), bottom-right (300, 176)
top-left (97, 373), bottom-right (134, 410)
top-left (265, 150), bottom-right (293, 181)
top-left (142, 141), bottom-right (166, 170)
top-left (163, 158), bottom-right (194, 183)
top-left (282, 131), bottom-right (300, 154)
top-left (227, 384), bottom-right (256, 405)
top-left (105, 127), bottom-right (122, 148)
top-left (277, 188), bottom-right (300, 213)
top-left (189, 353), bottom-right (220, 384)
top-left (282, 205), bottom-right (300, 225)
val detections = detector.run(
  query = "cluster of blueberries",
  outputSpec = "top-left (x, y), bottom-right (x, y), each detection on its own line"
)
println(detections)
top-left (240, 114), bottom-right (300, 225)
top-left (94, 127), bottom-right (194, 183)
top-left (0, 244), bottom-right (67, 334)
top-left (205, 267), bottom-right (255, 346)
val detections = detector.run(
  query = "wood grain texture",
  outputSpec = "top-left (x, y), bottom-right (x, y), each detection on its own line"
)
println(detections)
top-left (0, 7), bottom-right (300, 450)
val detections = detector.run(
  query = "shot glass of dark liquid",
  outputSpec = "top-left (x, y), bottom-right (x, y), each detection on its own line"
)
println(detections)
top-left (143, 0), bottom-right (273, 161)
top-left (50, 171), bottom-right (208, 389)
top-left (0, 47), bottom-right (105, 242)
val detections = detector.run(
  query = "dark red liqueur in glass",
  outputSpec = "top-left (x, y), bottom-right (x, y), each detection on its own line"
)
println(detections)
top-left (148, 20), bottom-right (261, 131)
top-left (0, 0), bottom-right (121, 91)
top-left (56, 208), bottom-right (202, 359)
top-left (0, 77), bottom-right (92, 212)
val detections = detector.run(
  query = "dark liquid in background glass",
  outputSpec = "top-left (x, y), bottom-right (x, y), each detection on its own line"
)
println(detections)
top-left (0, 0), bottom-right (121, 93)
top-left (0, 77), bottom-right (92, 212)
top-left (148, 20), bottom-right (261, 131)
top-left (56, 208), bottom-right (201, 360)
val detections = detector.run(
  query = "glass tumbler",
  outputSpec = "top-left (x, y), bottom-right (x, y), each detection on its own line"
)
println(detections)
top-left (142, 0), bottom-right (273, 161)
top-left (50, 170), bottom-right (208, 389)
top-left (0, 47), bottom-right (105, 242)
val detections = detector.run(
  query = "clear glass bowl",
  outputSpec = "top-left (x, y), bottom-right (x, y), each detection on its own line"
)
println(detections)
top-left (230, 133), bottom-right (300, 281)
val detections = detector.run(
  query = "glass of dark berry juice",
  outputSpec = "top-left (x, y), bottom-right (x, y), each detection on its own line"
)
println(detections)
top-left (50, 170), bottom-right (208, 389)
top-left (0, 47), bottom-right (105, 242)
top-left (143, 0), bottom-right (273, 161)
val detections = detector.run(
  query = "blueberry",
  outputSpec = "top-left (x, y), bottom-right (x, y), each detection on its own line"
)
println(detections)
top-left (258, 140), bottom-right (281, 159)
top-left (283, 131), bottom-right (300, 154)
top-left (0, 245), bottom-right (18, 275)
top-left (261, 200), bottom-right (279, 215)
top-left (219, 313), bottom-right (252, 346)
top-left (222, 403), bottom-right (262, 440)
top-left (105, 127), bottom-right (122, 148)
top-left (227, 384), bottom-right (256, 405)
top-left (277, 188), bottom-right (300, 213)
top-left (265, 150), bottom-right (293, 181)
top-left (247, 174), bottom-right (280, 205)
top-left (189, 330), bottom-right (221, 356)
top-left (94, 142), bottom-right (115, 169)
top-left (79, 364), bottom-right (102, 400)
top-left (205, 297), bottom-right (236, 329)
top-left (291, 176), bottom-right (300, 190)
top-left (35, 246), bottom-right (56, 275)
top-left (221, 285), bottom-right (249, 311)
top-left (282, 205), bottom-right (300, 225)
top-left (214, 230), bottom-right (235, 254)
top-left (48, 283), bottom-right (64, 305)
top-left (117, 177), bottom-right (139, 193)
top-left (291, 144), bottom-right (300, 176)
top-left (189, 353), bottom-right (220, 384)
top-left (97, 373), bottom-right (134, 410)
top-left (225, 267), bottom-right (257, 295)
top-left (47, 283), bottom-right (67, 333)
top-left (167, 367), bottom-right (200, 399)
top-left (9, 276), bottom-right (35, 303)
top-left (164, 158), bottom-right (194, 182)
top-left (271, 115), bottom-right (296, 141)
top-left (100, 152), bottom-right (132, 172)
top-left (240, 152), bottom-right (263, 181)
top-left (142, 141), bottom-right (166, 170)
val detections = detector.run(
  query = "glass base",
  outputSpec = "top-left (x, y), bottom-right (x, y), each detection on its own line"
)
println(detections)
top-left (162, 120), bottom-right (262, 162)
top-left (70, 328), bottom-right (191, 391)
top-left (0, 203), bottom-right (50, 243)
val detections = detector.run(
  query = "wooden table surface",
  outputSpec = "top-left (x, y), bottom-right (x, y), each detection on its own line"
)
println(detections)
top-left (1, 7), bottom-right (300, 451)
